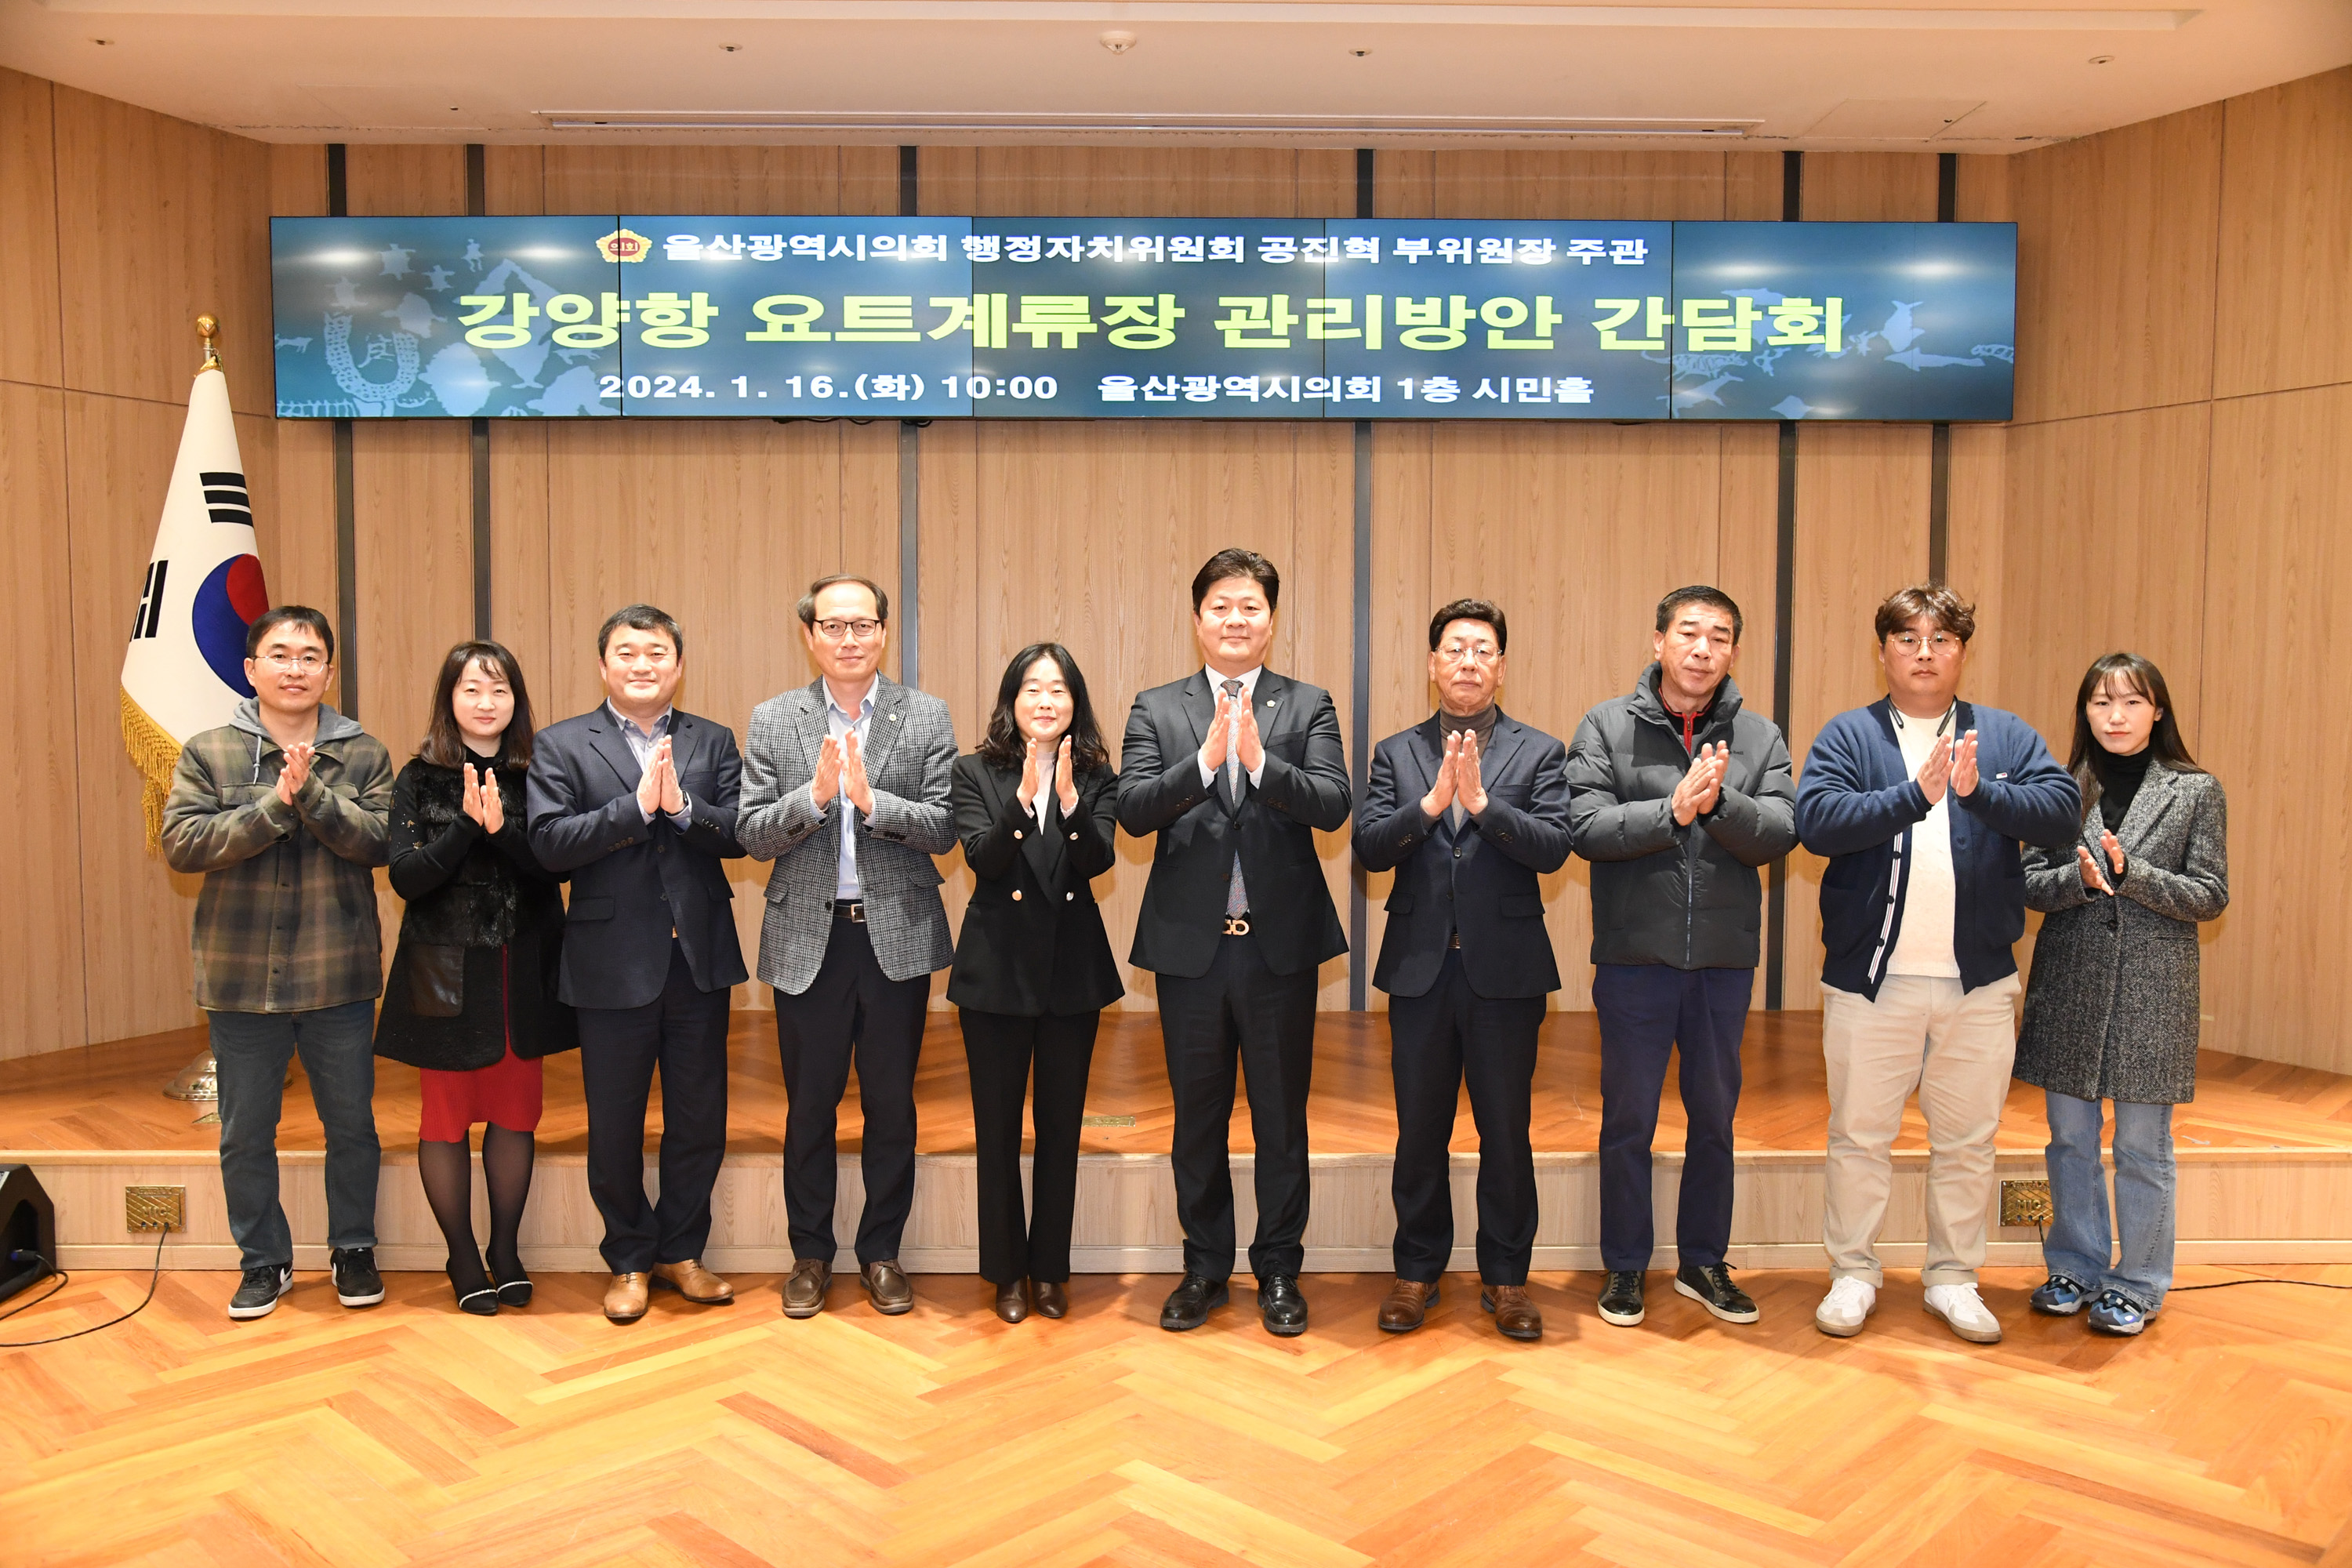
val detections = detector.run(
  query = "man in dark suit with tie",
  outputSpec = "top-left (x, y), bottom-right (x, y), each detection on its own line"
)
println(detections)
top-left (1353, 599), bottom-right (1572, 1341)
top-left (527, 605), bottom-right (749, 1324)
top-left (1118, 548), bottom-right (1351, 1337)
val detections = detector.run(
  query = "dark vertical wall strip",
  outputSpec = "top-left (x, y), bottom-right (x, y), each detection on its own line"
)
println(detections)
top-left (466, 146), bottom-right (492, 638)
top-left (327, 143), bottom-right (358, 720)
top-left (898, 148), bottom-right (921, 689)
top-left (1927, 153), bottom-right (1958, 586)
top-left (1765, 149), bottom-right (1803, 1011)
top-left (1927, 421), bottom-right (1951, 584)
top-left (470, 419), bottom-right (493, 637)
top-left (1348, 148), bottom-right (1374, 1010)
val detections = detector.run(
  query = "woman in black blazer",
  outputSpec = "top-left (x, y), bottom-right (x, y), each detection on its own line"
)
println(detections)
top-left (949, 642), bottom-right (1123, 1323)
top-left (375, 641), bottom-right (575, 1316)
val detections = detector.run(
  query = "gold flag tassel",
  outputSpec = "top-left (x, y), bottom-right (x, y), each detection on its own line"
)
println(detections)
top-left (121, 688), bottom-right (181, 852)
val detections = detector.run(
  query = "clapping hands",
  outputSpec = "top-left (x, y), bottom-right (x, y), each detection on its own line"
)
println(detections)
top-left (2076, 829), bottom-right (2125, 895)
top-left (1018, 734), bottom-right (1079, 814)
top-left (1420, 729), bottom-right (1486, 818)
top-left (274, 741), bottom-right (315, 808)
top-left (460, 761), bottom-right (505, 833)
top-left (1671, 741), bottom-right (1730, 826)
top-left (635, 736), bottom-right (688, 819)
top-left (1915, 728), bottom-right (1980, 806)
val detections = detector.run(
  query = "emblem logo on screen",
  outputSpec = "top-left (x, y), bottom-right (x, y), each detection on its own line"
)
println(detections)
top-left (596, 228), bottom-right (652, 263)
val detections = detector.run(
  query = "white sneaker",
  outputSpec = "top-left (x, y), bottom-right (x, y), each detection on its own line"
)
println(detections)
top-left (1814, 1276), bottom-right (1877, 1338)
top-left (1923, 1282), bottom-right (2003, 1344)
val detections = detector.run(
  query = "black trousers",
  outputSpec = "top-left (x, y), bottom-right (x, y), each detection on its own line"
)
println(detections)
top-left (958, 1007), bottom-right (1102, 1284)
top-left (773, 916), bottom-right (932, 1264)
top-left (1388, 948), bottom-right (1546, 1285)
top-left (1592, 963), bottom-right (1753, 1272)
top-left (1156, 930), bottom-right (1319, 1282)
top-left (576, 940), bottom-right (732, 1274)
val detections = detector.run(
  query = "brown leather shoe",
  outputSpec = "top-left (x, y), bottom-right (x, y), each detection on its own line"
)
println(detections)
top-left (1483, 1283), bottom-right (1543, 1342)
top-left (1378, 1277), bottom-right (1440, 1333)
top-left (862, 1259), bottom-right (915, 1316)
top-left (782, 1258), bottom-right (830, 1319)
top-left (603, 1272), bottom-right (651, 1323)
top-left (1033, 1279), bottom-right (1069, 1319)
top-left (993, 1279), bottom-right (1029, 1323)
top-left (651, 1259), bottom-right (735, 1305)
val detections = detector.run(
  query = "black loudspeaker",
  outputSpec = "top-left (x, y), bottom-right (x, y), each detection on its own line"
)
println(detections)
top-left (0, 1165), bottom-right (57, 1305)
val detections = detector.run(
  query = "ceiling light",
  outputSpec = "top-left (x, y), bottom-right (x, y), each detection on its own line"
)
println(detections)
top-left (1100, 29), bottom-right (1138, 53)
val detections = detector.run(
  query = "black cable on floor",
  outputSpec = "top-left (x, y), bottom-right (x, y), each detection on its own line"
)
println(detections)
top-left (2032, 1222), bottom-right (2350, 1296)
top-left (0, 1229), bottom-right (169, 1348)
top-left (2171, 1276), bottom-right (2352, 1293)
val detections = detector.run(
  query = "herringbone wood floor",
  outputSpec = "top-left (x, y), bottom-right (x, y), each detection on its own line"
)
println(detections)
top-left (9, 1014), bottom-right (2352, 1157)
top-left (5, 1265), bottom-right (2350, 1566)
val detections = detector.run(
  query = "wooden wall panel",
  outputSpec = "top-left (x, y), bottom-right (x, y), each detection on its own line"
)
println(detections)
top-left (0, 69), bottom-right (63, 391)
top-left (950, 147), bottom-right (1337, 217)
top-left (345, 145), bottom-right (465, 217)
top-left (2009, 103), bottom-right (2223, 425)
top-left (2215, 66), bottom-right (2352, 400)
top-left (50, 86), bottom-right (275, 414)
top-left (350, 424), bottom-right (475, 756)
top-left (1431, 151), bottom-right (1730, 220)
top-left (1413, 423), bottom-right (1733, 1008)
top-left (1940, 423), bottom-right (2008, 708)
top-left (484, 144), bottom-right (545, 216)
top-left (2200, 383), bottom-right (2352, 1072)
top-left (540, 418), bottom-right (900, 1009)
top-left (489, 420), bottom-right (552, 689)
top-left (1998, 405), bottom-right (2211, 755)
top-left (956, 421), bottom-right (1353, 1011)
top-left (1724, 151), bottom-right (1785, 223)
top-left (1781, 425), bottom-right (1933, 1010)
top-left (1799, 153), bottom-right (1938, 222)
top-left (1, 385), bottom-right (88, 1058)
top-left (539, 145), bottom-right (895, 216)
top-left (64, 392), bottom-right (201, 1043)
top-left (1356, 422), bottom-right (1437, 1008)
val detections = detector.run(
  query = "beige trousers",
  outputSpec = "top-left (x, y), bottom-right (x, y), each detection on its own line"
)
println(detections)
top-left (1821, 973), bottom-right (2021, 1287)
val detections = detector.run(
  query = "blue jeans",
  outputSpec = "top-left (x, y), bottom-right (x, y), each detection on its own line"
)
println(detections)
top-left (209, 1001), bottom-right (381, 1271)
top-left (2042, 1089), bottom-right (2175, 1312)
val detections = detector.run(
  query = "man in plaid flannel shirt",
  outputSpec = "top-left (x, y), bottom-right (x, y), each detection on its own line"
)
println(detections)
top-left (162, 606), bottom-right (394, 1321)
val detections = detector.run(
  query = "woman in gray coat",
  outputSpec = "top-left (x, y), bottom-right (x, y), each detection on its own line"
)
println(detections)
top-left (2015, 652), bottom-right (2227, 1337)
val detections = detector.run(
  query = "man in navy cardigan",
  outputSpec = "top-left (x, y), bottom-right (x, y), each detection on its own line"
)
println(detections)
top-left (1795, 585), bottom-right (2077, 1346)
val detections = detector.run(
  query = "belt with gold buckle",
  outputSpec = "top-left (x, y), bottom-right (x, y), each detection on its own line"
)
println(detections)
top-left (1222, 915), bottom-right (1252, 937)
top-left (835, 900), bottom-right (866, 923)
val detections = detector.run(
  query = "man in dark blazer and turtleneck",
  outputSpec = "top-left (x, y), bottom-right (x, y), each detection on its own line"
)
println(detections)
top-left (1118, 548), bottom-right (1352, 1337)
top-left (1353, 597), bottom-right (1573, 1342)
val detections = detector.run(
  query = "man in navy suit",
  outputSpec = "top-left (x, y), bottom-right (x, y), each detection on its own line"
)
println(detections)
top-left (1118, 549), bottom-right (1352, 1338)
top-left (1354, 598), bottom-right (1572, 1341)
top-left (528, 604), bottom-right (748, 1324)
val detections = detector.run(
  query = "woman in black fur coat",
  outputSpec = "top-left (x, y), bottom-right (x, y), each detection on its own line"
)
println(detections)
top-left (376, 641), bottom-right (575, 1314)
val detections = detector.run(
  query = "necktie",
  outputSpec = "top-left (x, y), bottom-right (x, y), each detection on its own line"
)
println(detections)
top-left (1221, 678), bottom-right (1249, 919)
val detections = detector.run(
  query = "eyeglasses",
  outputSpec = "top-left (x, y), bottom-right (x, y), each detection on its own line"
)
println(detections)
top-left (813, 619), bottom-right (884, 642)
top-left (256, 652), bottom-right (328, 672)
top-left (1437, 644), bottom-right (1501, 667)
top-left (1889, 633), bottom-right (1962, 655)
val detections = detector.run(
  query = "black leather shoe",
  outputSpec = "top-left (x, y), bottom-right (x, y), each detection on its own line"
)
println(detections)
top-left (1598, 1270), bottom-right (1646, 1327)
top-left (1258, 1275), bottom-right (1308, 1338)
top-left (1160, 1273), bottom-right (1229, 1331)
top-left (1674, 1261), bottom-right (1760, 1324)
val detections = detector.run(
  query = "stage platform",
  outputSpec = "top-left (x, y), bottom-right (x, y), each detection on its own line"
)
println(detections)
top-left (7, 1013), bottom-right (2350, 1275)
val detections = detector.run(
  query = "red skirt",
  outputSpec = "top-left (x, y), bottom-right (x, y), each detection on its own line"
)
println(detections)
top-left (417, 948), bottom-right (545, 1141)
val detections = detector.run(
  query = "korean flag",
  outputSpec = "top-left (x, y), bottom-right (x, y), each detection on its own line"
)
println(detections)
top-left (120, 361), bottom-right (271, 848)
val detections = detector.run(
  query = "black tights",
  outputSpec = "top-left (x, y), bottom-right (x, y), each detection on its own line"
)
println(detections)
top-left (416, 1124), bottom-right (535, 1292)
